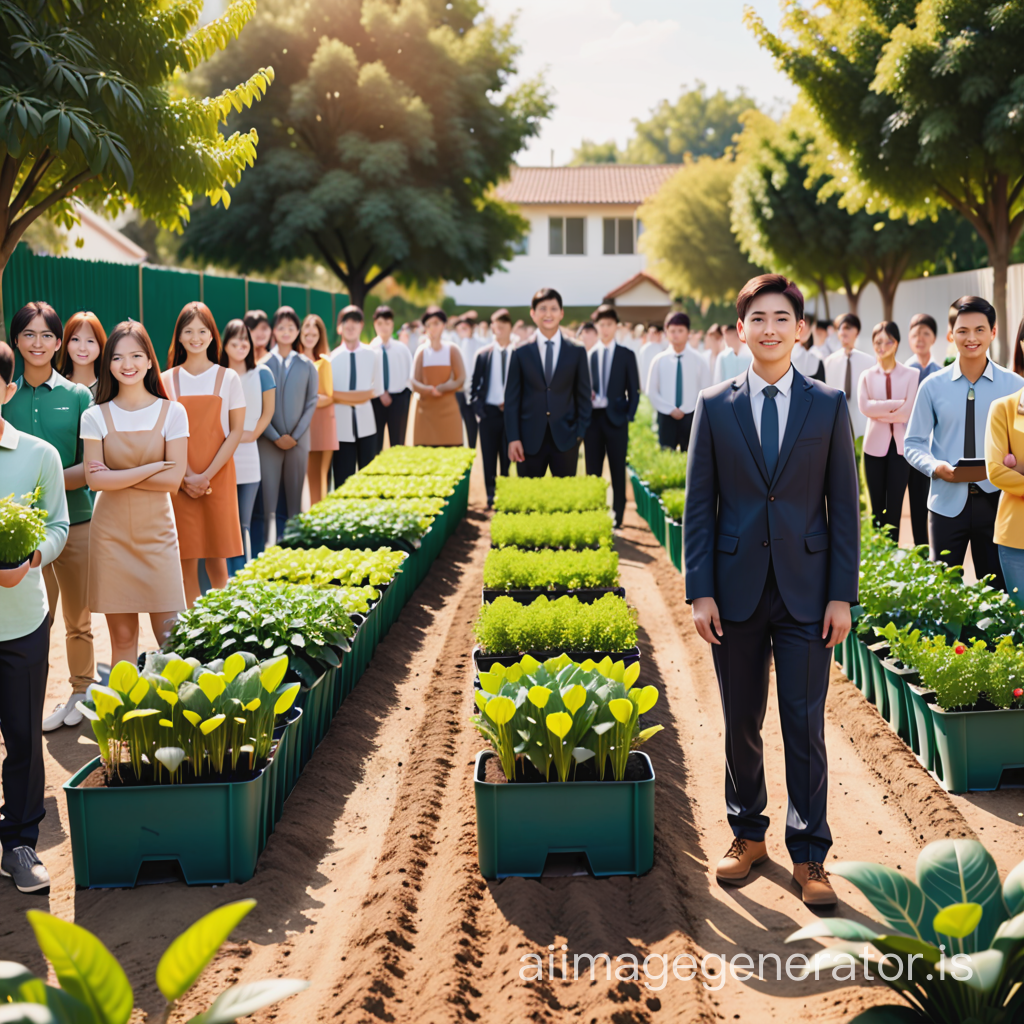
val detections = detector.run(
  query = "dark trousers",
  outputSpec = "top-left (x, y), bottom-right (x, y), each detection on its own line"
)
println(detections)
top-left (456, 392), bottom-right (478, 449)
top-left (863, 437), bottom-right (911, 541)
top-left (520, 424), bottom-right (579, 478)
top-left (711, 565), bottom-right (832, 863)
top-left (929, 488), bottom-right (1005, 590)
top-left (479, 404), bottom-right (509, 505)
top-left (658, 411), bottom-right (693, 452)
top-left (584, 409), bottom-right (628, 525)
top-left (372, 389), bottom-right (411, 453)
top-left (332, 434), bottom-right (377, 488)
top-left (908, 467), bottom-right (931, 548)
top-left (0, 616), bottom-right (49, 851)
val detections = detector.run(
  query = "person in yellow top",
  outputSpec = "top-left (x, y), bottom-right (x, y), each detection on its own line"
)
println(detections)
top-left (298, 314), bottom-right (337, 505)
top-left (984, 319), bottom-right (1024, 604)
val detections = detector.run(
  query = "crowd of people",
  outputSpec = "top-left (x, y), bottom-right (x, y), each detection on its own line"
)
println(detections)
top-left (1, 276), bottom-right (1023, 899)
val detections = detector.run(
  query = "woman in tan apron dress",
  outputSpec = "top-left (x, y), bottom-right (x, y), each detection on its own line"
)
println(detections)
top-left (412, 306), bottom-right (466, 446)
top-left (162, 302), bottom-right (245, 607)
top-left (82, 320), bottom-right (188, 669)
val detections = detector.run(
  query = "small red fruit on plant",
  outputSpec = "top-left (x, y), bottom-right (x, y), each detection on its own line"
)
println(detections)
top-left (1014, 688), bottom-right (1023, 698)
top-left (954, 644), bottom-right (966, 654)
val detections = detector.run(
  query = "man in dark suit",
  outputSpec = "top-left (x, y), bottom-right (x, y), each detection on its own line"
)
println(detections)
top-left (471, 308), bottom-right (514, 508)
top-left (683, 273), bottom-right (860, 907)
top-left (585, 304), bottom-right (640, 526)
top-left (505, 287), bottom-right (592, 478)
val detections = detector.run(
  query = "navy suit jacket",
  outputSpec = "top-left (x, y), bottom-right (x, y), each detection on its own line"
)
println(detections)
top-left (470, 343), bottom-right (509, 420)
top-left (683, 368), bottom-right (860, 624)
top-left (589, 344), bottom-right (640, 429)
top-left (504, 336), bottom-right (592, 454)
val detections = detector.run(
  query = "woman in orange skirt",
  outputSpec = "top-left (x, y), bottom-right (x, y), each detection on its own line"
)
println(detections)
top-left (161, 302), bottom-right (245, 606)
top-left (299, 313), bottom-right (337, 504)
top-left (411, 306), bottom-right (466, 446)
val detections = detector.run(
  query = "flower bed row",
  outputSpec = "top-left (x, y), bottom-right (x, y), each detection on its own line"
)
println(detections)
top-left (64, 446), bottom-right (475, 888)
top-left (471, 475), bottom-right (659, 879)
top-left (837, 520), bottom-right (1024, 793)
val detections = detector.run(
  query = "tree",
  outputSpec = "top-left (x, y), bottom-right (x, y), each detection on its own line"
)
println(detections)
top-left (0, 0), bottom-right (272, 339)
top-left (639, 156), bottom-right (761, 308)
top-left (570, 82), bottom-right (756, 166)
top-left (748, 0), bottom-right (1024, 364)
top-left (731, 107), bottom-right (965, 320)
top-left (181, 0), bottom-right (551, 308)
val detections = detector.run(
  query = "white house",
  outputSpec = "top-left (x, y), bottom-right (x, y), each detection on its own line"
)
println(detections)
top-left (446, 164), bottom-right (680, 309)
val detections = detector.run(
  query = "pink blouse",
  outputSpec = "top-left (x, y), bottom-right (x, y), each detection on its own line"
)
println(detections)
top-left (857, 361), bottom-right (920, 457)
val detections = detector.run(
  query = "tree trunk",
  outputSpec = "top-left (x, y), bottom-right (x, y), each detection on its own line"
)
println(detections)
top-left (843, 286), bottom-right (859, 318)
top-left (990, 228), bottom-right (1011, 368)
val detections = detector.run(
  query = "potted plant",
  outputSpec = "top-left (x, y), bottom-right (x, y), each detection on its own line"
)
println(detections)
top-left (472, 654), bottom-right (662, 878)
top-left (481, 547), bottom-right (623, 605)
top-left (0, 486), bottom-right (47, 572)
top-left (493, 475), bottom-right (608, 514)
top-left (661, 488), bottom-right (685, 571)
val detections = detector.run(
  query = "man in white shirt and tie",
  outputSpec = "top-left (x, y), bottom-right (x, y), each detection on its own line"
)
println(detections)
top-left (330, 306), bottom-right (383, 485)
top-left (646, 311), bottom-right (711, 451)
top-left (471, 309), bottom-right (515, 507)
top-left (638, 323), bottom-right (667, 395)
top-left (823, 313), bottom-right (874, 439)
top-left (369, 305), bottom-right (412, 451)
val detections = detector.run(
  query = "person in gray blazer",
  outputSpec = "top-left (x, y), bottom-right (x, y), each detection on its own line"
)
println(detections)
top-left (257, 306), bottom-right (319, 541)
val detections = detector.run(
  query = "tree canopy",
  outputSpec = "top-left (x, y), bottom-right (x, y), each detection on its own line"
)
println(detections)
top-left (0, 0), bottom-right (272, 337)
top-left (747, 0), bottom-right (1024, 362)
top-left (639, 155), bottom-right (761, 308)
top-left (570, 82), bottom-right (756, 166)
top-left (181, 0), bottom-right (551, 308)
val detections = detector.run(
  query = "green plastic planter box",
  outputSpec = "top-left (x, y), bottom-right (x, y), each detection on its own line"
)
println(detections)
top-left (854, 635), bottom-right (873, 702)
top-left (667, 518), bottom-right (683, 572)
top-left (63, 713), bottom-right (300, 888)
top-left (868, 641), bottom-right (890, 720)
top-left (881, 659), bottom-right (914, 744)
top-left (473, 751), bottom-right (655, 879)
top-left (929, 704), bottom-right (1024, 793)
top-left (906, 681), bottom-right (937, 772)
top-left (629, 469), bottom-right (649, 523)
top-left (650, 496), bottom-right (666, 546)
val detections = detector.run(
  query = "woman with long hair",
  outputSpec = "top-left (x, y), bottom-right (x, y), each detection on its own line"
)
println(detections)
top-left (161, 301), bottom-right (245, 605)
top-left (410, 306), bottom-right (466, 446)
top-left (257, 306), bottom-right (319, 542)
top-left (58, 311), bottom-right (106, 397)
top-left (220, 318), bottom-right (275, 562)
top-left (298, 313), bottom-right (337, 505)
top-left (80, 321), bottom-right (188, 667)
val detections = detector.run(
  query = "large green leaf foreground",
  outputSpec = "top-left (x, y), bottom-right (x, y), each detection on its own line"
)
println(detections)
top-left (787, 839), bottom-right (1024, 1022)
top-left (0, 899), bottom-right (306, 1024)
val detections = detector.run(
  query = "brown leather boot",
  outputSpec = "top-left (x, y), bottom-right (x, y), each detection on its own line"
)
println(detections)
top-left (715, 837), bottom-right (768, 883)
top-left (793, 861), bottom-right (838, 905)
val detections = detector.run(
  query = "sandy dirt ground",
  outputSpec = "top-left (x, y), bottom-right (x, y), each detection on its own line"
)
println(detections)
top-left (3, 463), bottom-right (1024, 1024)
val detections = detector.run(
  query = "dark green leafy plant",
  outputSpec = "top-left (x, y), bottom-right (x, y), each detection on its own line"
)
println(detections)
top-left (490, 511), bottom-right (613, 550)
top-left (164, 580), bottom-right (355, 685)
top-left (494, 476), bottom-right (608, 513)
top-left (2, 898), bottom-right (305, 1024)
top-left (474, 594), bottom-right (638, 655)
top-left (482, 547), bottom-right (619, 590)
top-left (282, 498), bottom-right (439, 549)
top-left (0, 487), bottom-right (47, 566)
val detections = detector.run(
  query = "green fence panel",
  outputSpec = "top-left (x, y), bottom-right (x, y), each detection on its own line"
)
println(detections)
top-left (4, 244), bottom-right (140, 337)
top-left (280, 283), bottom-right (307, 317)
top-left (142, 265), bottom-right (202, 367)
top-left (203, 274), bottom-right (246, 334)
top-left (310, 288), bottom-right (335, 338)
top-left (246, 279), bottom-right (279, 318)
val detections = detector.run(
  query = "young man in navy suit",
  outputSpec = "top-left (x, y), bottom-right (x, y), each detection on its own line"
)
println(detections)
top-left (471, 308), bottom-right (515, 507)
top-left (505, 287), bottom-right (592, 478)
top-left (683, 274), bottom-right (860, 906)
top-left (585, 304), bottom-right (640, 526)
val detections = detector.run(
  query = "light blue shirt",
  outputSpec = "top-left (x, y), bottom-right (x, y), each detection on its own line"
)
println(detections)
top-left (712, 347), bottom-right (753, 385)
top-left (904, 356), bottom-right (1024, 517)
top-left (905, 354), bottom-right (944, 386)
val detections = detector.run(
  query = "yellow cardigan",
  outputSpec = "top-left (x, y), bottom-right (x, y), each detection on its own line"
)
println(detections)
top-left (985, 388), bottom-right (1024, 548)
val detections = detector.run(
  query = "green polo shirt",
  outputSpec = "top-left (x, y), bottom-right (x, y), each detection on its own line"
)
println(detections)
top-left (7, 370), bottom-right (93, 525)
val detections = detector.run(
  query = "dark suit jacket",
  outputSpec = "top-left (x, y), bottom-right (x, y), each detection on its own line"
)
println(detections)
top-left (683, 368), bottom-right (860, 624)
top-left (504, 334), bottom-right (592, 454)
top-left (589, 344), bottom-right (640, 429)
top-left (470, 343), bottom-right (512, 420)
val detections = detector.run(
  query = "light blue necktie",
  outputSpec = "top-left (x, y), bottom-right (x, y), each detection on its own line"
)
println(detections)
top-left (761, 384), bottom-right (779, 478)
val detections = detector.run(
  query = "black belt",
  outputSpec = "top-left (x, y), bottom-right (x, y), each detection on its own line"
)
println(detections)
top-left (969, 483), bottom-right (986, 495)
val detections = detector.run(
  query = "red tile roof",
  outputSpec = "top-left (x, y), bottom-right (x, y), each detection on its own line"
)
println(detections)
top-left (494, 165), bottom-right (680, 205)
top-left (603, 271), bottom-right (670, 301)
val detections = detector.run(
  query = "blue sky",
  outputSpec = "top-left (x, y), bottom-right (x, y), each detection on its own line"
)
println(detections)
top-left (488, 0), bottom-right (798, 165)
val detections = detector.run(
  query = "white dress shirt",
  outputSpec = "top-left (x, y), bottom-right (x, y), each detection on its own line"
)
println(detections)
top-left (824, 347), bottom-right (875, 438)
top-left (459, 334), bottom-right (488, 394)
top-left (483, 342), bottom-right (513, 406)
top-left (748, 365), bottom-right (794, 453)
top-left (590, 340), bottom-right (615, 410)
top-left (638, 340), bottom-right (667, 395)
top-left (369, 335), bottom-right (412, 393)
top-left (646, 346), bottom-right (711, 416)
top-left (330, 343), bottom-right (382, 442)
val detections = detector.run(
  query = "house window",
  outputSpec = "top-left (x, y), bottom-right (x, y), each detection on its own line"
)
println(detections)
top-left (603, 218), bottom-right (635, 255)
top-left (549, 217), bottom-right (585, 255)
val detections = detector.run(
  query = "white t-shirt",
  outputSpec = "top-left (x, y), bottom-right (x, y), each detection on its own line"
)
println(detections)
top-left (161, 364), bottom-right (245, 436)
top-left (80, 399), bottom-right (190, 441)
